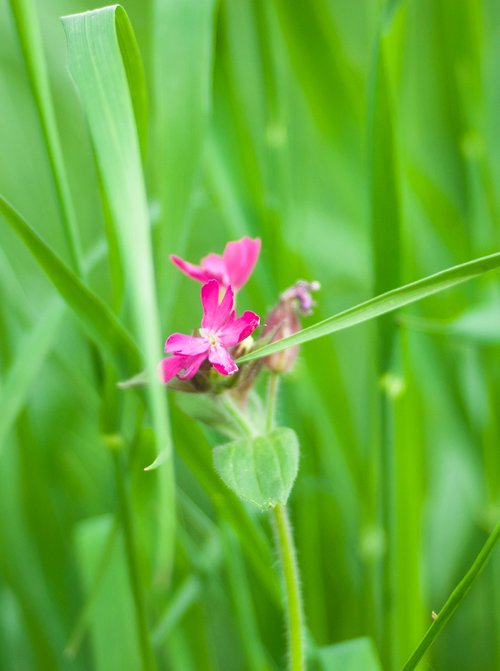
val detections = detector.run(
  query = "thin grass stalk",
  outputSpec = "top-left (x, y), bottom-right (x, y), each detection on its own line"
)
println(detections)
top-left (221, 522), bottom-right (271, 671)
top-left (112, 449), bottom-right (157, 671)
top-left (64, 519), bottom-right (119, 658)
top-left (401, 521), bottom-right (500, 671)
top-left (367, 27), bottom-right (401, 664)
top-left (8, 0), bottom-right (83, 275)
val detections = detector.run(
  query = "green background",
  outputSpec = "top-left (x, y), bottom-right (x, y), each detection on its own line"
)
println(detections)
top-left (1, 0), bottom-right (499, 669)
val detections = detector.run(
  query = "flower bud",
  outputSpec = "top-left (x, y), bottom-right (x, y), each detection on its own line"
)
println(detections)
top-left (262, 280), bottom-right (320, 373)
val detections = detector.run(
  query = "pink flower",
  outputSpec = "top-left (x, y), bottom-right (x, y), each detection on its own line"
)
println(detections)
top-left (160, 280), bottom-right (260, 382)
top-left (170, 237), bottom-right (261, 291)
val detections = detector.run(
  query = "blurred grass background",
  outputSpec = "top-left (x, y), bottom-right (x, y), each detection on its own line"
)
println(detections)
top-left (1, 0), bottom-right (500, 669)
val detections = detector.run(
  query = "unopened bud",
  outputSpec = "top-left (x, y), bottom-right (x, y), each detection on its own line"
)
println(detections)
top-left (262, 280), bottom-right (320, 373)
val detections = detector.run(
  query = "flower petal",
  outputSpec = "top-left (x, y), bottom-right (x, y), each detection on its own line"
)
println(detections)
top-left (200, 280), bottom-right (220, 329)
top-left (223, 237), bottom-right (261, 290)
top-left (160, 355), bottom-right (187, 383)
top-left (201, 280), bottom-right (234, 331)
top-left (219, 310), bottom-right (260, 347)
top-left (211, 285), bottom-right (235, 332)
top-left (200, 253), bottom-right (228, 285)
top-left (170, 255), bottom-right (211, 283)
top-left (165, 333), bottom-right (208, 355)
top-left (208, 343), bottom-right (238, 376)
top-left (178, 353), bottom-right (208, 379)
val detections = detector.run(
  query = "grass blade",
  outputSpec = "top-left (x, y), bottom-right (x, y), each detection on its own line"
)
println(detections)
top-left (401, 521), bottom-right (500, 671)
top-left (62, 4), bottom-right (175, 580)
top-left (0, 195), bottom-right (140, 370)
top-left (0, 300), bottom-right (63, 456)
top-left (7, 0), bottom-right (83, 274)
top-left (238, 252), bottom-right (500, 363)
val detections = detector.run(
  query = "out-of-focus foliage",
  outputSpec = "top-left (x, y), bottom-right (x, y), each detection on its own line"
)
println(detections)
top-left (1, 1), bottom-right (500, 670)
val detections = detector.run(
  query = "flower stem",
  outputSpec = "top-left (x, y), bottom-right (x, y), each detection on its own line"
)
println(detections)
top-left (266, 372), bottom-right (280, 432)
top-left (266, 372), bottom-right (306, 670)
top-left (112, 450), bottom-right (157, 671)
top-left (220, 392), bottom-right (256, 437)
top-left (272, 503), bottom-right (306, 671)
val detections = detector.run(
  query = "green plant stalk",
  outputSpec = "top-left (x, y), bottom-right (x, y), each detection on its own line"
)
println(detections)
top-left (112, 450), bottom-right (157, 671)
top-left (221, 380), bottom-right (306, 668)
top-left (267, 373), bottom-right (305, 671)
top-left (65, 519), bottom-right (119, 658)
top-left (222, 522), bottom-right (271, 671)
top-left (272, 504), bottom-right (305, 671)
top-left (266, 372), bottom-right (280, 432)
top-left (220, 393), bottom-right (257, 437)
top-left (401, 520), bottom-right (500, 671)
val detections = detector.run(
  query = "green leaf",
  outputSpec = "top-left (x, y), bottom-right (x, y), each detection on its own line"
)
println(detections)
top-left (213, 428), bottom-right (299, 509)
top-left (238, 252), bottom-right (500, 363)
top-left (0, 195), bottom-right (140, 371)
top-left (316, 637), bottom-right (382, 671)
top-left (62, 4), bottom-right (175, 580)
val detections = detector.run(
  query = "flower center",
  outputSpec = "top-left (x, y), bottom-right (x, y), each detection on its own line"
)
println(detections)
top-left (200, 328), bottom-right (219, 347)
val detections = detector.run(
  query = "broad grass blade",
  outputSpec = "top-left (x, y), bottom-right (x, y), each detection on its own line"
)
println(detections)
top-left (62, 5), bottom-right (175, 580)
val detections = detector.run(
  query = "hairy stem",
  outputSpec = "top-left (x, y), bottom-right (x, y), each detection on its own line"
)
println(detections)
top-left (267, 372), bottom-right (305, 670)
top-left (272, 504), bottom-right (306, 671)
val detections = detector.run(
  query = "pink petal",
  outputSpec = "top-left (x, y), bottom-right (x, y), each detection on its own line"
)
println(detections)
top-left (211, 285), bottom-right (235, 332)
top-left (201, 280), bottom-right (234, 330)
top-left (219, 310), bottom-right (260, 347)
top-left (160, 355), bottom-right (186, 383)
top-left (165, 333), bottom-right (208, 356)
top-left (200, 253), bottom-right (228, 285)
top-left (208, 344), bottom-right (238, 376)
top-left (170, 255), bottom-right (211, 283)
top-left (223, 237), bottom-right (261, 290)
top-left (178, 353), bottom-right (208, 379)
top-left (201, 280), bottom-right (220, 329)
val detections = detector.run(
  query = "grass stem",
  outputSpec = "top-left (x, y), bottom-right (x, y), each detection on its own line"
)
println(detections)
top-left (401, 521), bottom-right (500, 671)
top-left (112, 450), bottom-right (157, 671)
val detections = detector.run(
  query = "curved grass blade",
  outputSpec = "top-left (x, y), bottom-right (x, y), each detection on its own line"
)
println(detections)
top-left (62, 4), bottom-right (175, 581)
top-left (0, 195), bottom-right (140, 371)
top-left (238, 251), bottom-right (500, 363)
top-left (401, 521), bottom-right (500, 671)
top-left (7, 0), bottom-right (83, 274)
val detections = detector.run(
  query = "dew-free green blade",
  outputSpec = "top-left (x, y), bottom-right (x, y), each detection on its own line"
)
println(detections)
top-left (238, 251), bottom-right (500, 363)
top-left (7, 0), bottom-right (83, 275)
top-left (401, 521), bottom-right (500, 671)
top-left (62, 4), bottom-right (174, 580)
top-left (0, 195), bottom-right (140, 371)
top-left (0, 300), bottom-right (63, 457)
